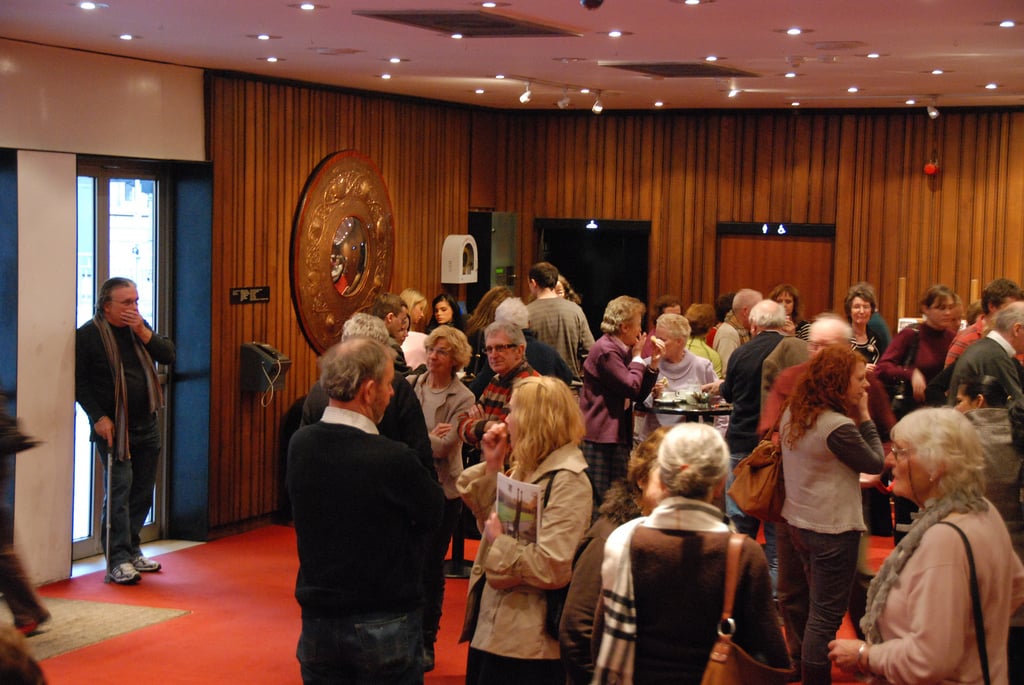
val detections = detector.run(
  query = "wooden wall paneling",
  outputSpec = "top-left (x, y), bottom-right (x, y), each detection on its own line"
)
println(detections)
top-left (205, 76), bottom-right (475, 532)
top-left (1004, 112), bottom-right (1024, 279)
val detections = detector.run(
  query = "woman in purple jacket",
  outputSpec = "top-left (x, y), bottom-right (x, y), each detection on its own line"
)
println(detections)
top-left (578, 295), bottom-right (663, 510)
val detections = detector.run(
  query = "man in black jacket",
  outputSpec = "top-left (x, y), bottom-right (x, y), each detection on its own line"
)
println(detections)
top-left (288, 338), bottom-right (443, 683)
top-left (75, 277), bottom-right (175, 585)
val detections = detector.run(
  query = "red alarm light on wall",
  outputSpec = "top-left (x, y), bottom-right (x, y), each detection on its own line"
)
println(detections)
top-left (924, 161), bottom-right (939, 176)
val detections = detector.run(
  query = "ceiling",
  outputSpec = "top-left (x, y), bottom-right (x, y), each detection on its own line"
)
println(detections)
top-left (1, 0), bottom-right (1022, 112)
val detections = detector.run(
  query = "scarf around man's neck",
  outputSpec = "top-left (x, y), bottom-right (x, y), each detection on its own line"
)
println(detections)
top-left (94, 312), bottom-right (163, 461)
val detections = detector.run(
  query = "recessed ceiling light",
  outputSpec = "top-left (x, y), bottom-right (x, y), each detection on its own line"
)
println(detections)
top-left (705, 55), bottom-right (719, 62)
top-left (481, 2), bottom-right (497, 7)
top-left (931, 69), bottom-right (944, 75)
top-left (264, 56), bottom-right (282, 63)
top-left (247, 34), bottom-right (282, 40)
top-left (866, 53), bottom-right (880, 59)
top-left (905, 99), bottom-right (917, 105)
top-left (494, 74), bottom-right (505, 79)
top-left (848, 86), bottom-right (859, 93)
top-left (580, 88), bottom-right (591, 94)
top-left (388, 57), bottom-right (403, 64)
top-left (998, 19), bottom-right (1016, 28)
top-left (78, 2), bottom-right (109, 9)
top-left (451, 33), bottom-right (463, 39)
top-left (785, 72), bottom-right (797, 78)
top-left (475, 88), bottom-right (485, 94)
top-left (791, 102), bottom-right (801, 107)
top-left (119, 34), bottom-right (136, 41)
top-left (786, 27), bottom-right (803, 36)
top-left (608, 30), bottom-right (623, 38)
top-left (654, 101), bottom-right (664, 107)
top-left (985, 83), bottom-right (999, 89)
top-left (289, 3), bottom-right (322, 10)
top-left (381, 73), bottom-right (391, 80)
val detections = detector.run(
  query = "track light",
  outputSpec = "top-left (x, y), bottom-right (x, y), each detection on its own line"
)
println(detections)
top-left (927, 104), bottom-right (939, 119)
top-left (519, 82), bottom-right (532, 104)
top-left (592, 91), bottom-right (603, 114)
top-left (557, 88), bottom-right (571, 110)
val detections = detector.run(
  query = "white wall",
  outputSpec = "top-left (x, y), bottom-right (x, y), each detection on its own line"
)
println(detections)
top-left (16, 151), bottom-right (78, 584)
top-left (0, 38), bottom-right (205, 161)
top-left (4, 41), bottom-right (207, 582)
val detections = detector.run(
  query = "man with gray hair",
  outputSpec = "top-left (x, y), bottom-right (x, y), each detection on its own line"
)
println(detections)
top-left (457, 320), bottom-right (538, 449)
top-left (470, 298), bottom-right (573, 394)
top-left (946, 300), bottom-right (1024, 405)
top-left (300, 312), bottom-right (432, 471)
top-left (288, 337), bottom-right (443, 683)
top-left (713, 288), bottom-right (763, 370)
top-left (706, 300), bottom-right (786, 579)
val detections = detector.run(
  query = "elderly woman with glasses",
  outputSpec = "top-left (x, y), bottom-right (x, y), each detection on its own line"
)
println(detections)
top-left (593, 423), bottom-right (789, 683)
top-left (408, 325), bottom-right (475, 669)
top-left (829, 408), bottom-right (1024, 684)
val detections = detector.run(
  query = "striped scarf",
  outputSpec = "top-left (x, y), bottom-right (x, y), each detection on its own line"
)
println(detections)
top-left (592, 497), bottom-right (731, 684)
top-left (94, 313), bottom-right (163, 461)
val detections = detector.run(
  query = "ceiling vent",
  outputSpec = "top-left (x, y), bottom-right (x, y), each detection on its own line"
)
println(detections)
top-left (602, 62), bottom-right (761, 79)
top-left (351, 10), bottom-right (581, 38)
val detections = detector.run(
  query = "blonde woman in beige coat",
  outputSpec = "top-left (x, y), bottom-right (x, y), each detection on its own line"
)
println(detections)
top-left (458, 376), bottom-right (593, 685)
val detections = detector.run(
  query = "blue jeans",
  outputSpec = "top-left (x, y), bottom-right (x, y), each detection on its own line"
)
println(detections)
top-left (726, 451), bottom-right (778, 589)
top-left (297, 607), bottom-right (424, 684)
top-left (790, 527), bottom-right (861, 685)
top-left (96, 418), bottom-right (161, 567)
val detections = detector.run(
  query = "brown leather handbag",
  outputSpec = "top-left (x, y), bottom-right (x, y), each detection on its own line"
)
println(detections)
top-left (700, 534), bottom-right (791, 685)
top-left (727, 423), bottom-right (786, 522)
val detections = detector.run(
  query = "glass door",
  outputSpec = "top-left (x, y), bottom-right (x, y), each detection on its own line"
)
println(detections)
top-left (73, 161), bottom-right (171, 560)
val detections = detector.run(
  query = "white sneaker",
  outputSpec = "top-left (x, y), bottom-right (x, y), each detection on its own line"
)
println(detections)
top-left (109, 561), bottom-right (141, 585)
top-left (131, 555), bottom-right (162, 572)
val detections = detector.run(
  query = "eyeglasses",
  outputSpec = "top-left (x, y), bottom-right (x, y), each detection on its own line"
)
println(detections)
top-left (426, 346), bottom-right (451, 357)
top-left (890, 446), bottom-right (914, 461)
top-left (484, 343), bottom-right (518, 355)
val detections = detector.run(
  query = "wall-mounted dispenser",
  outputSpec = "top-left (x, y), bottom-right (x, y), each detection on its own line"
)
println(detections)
top-left (441, 234), bottom-right (478, 284)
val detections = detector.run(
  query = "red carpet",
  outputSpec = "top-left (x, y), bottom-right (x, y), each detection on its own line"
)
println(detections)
top-left (35, 525), bottom-right (889, 684)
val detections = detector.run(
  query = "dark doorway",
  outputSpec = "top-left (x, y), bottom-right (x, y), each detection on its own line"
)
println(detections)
top-left (537, 218), bottom-right (650, 340)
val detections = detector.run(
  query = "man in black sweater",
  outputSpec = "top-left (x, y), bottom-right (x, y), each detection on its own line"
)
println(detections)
top-left (287, 337), bottom-right (443, 684)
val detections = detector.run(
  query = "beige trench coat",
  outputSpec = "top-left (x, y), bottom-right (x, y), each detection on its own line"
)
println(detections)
top-left (457, 442), bottom-right (592, 660)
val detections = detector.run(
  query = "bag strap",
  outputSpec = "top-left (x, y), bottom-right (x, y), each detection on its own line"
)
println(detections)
top-left (937, 521), bottom-right (990, 685)
top-left (707, 533), bottom-right (746, 665)
top-left (900, 325), bottom-right (920, 368)
top-left (720, 533), bottom-right (745, 623)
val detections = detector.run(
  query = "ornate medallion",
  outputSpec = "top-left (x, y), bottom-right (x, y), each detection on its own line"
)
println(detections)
top-left (290, 150), bottom-right (394, 353)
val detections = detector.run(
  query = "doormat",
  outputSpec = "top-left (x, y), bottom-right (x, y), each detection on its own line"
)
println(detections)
top-left (2, 597), bottom-right (189, 661)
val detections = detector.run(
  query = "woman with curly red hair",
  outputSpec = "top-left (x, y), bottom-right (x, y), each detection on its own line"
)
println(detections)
top-left (780, 344), bottom-right (885, 685)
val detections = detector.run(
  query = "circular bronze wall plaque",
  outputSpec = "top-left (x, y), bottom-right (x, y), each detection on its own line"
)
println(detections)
top-left (290, 150), bottom-right (394, 354)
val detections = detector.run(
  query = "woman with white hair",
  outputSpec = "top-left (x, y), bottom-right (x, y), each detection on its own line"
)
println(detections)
top-left (594, 423), bottom-right (789, 683)
top-left (829, 408), bottom-right (1024, 684)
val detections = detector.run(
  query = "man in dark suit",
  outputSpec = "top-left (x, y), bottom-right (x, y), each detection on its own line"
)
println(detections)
top-left (947, 301), bottom-right (1024, 405)
top-left (288, 337), bottom-right (444, 684)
